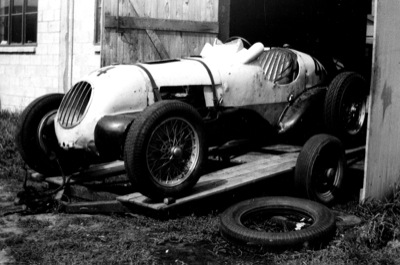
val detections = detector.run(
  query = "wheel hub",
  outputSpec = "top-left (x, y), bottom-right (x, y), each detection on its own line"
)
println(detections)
top-left (345, 98), bottom-right (366, 134)
top-left (326, 168), bottom-right (336, 179)
top-left (37, 110), bottom-right (58, 157)
top-left (170, 146), bottom-right (183, 159)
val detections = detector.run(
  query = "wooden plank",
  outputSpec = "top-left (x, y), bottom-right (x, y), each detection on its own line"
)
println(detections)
top-left (260, 144), bottom-right (302, 153)
top-left (117, 152), bottom-right (298, 211)
top-left (363, 0), bottom-right (400, 200)
top-left (129, 1), bottom-right (169, 60)
top-left (100, 0), bottom-right (110, 66)
top-left (109, 0), bottom-right (119, 65)
top-left (166, 0), bottom-right (182, 59)
top-left (230, 152), bottom-right (281, 164)
top-left (102, 0), bottom-right (220, 65)
top-left (45, 161), bottom-right (126, 185)
top-left (132, 0), bottom-right (147, 62)
top-left (104, 16), bottom-right (219, 34)
top-left (107, 14), bottom-right (217, 34)
top-left (64, 200), bottom-right (129, 214)
top-left (67, 184), bottom-right (119, 201)
top-left (218, 0), bottom-right (230, 41)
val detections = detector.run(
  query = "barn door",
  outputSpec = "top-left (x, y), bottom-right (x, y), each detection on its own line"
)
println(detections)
top-left (101, 0), bottom-right (219, 66)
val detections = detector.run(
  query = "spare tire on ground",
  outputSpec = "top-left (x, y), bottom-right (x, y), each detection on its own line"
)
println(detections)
top-left (219, 196), bottom-right (336, 250)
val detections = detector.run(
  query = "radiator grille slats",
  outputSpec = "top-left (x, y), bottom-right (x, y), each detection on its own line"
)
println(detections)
top-left (58, 81), bottom-right (92, 128)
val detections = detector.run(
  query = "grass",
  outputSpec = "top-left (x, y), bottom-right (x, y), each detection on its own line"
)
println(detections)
top-left (2, 109), bottom-right (400, 264)
top-left (0, 110), bottom-right (25, 181)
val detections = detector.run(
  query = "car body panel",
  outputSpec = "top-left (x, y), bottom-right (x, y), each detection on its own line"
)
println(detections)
top-left (55, 65), bottom-right (149, 149)
top-left (54, 39), bottom-right (327, 154)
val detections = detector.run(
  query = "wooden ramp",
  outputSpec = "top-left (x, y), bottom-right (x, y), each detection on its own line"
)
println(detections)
top-left (41, 145), bottom-right (364, 215)
top-left (117, 152), bottom-right (299, 212)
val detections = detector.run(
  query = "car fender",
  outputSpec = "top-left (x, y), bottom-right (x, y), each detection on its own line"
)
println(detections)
top-left (55, 65), bottom-right (150, 150)
top-left (55, 60), bottom-right (222, 150)
top-left (277, 87), bottom-right (326, 134)
top-left (94, 112), bottom-right (139, 160)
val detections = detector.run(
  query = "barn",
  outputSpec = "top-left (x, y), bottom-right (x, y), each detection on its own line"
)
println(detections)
top-left (1, 0), bottom-right (398, 202)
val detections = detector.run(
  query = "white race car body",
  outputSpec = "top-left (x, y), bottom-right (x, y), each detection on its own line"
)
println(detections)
top-left (54, 39), bottom-right (326, 155)
top-left (17, 38), bottom-right (369, 201)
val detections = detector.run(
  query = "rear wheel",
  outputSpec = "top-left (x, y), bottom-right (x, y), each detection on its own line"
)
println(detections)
top-left (324, 71), bottom-right (368, 144)
top-left (124, 100), bottom-right (207, 200)
top-left (295, 134), bottom-right (345, 205)
top-left (16, 94), bottom-right (64, 175)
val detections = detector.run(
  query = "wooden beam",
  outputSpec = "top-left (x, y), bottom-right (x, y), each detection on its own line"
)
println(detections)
top-left (363, 0), bottom-right (400, 200)
top-left (117, 153), bottom-right (299, 212)
top-left (218, 0), bottom-right (230, 41)
top-left (64, 200), bottom-right (129, 214)
top-left (105, 15), bottom-right (219, 34)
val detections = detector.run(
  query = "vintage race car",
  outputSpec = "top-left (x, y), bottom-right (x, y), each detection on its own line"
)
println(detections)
top-left (16, 39), bottom-right (368, 203)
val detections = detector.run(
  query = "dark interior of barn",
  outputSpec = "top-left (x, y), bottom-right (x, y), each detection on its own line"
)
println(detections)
top-left (227, 0), bottom-right (371, 78)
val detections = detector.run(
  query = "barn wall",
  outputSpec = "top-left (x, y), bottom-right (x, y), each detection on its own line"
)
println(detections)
top-left (363, 0), bottom-right (400, 200)
top-left (101, 0), bottom-right (219, 66)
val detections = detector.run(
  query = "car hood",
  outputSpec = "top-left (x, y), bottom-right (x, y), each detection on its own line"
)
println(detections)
top-left (138, 58), bottom-right (222, 87)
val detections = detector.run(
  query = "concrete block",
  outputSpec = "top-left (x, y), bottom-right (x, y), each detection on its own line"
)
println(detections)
top-left (42, 10), bottom-right (54, 22)
top-left (37, 22), bottom-right (48, 33)
top-left (36, 43), bottom-right (49, 55)
top-left (48, 21), bottom-right (61, 33)
top-left (20, 55), bottom-right (31, 66)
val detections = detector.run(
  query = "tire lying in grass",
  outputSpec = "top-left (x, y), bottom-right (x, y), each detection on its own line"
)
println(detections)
top-left (295, 134), bottom-right (345, 205)
top-left (219, 196), bottom-right (336, 250)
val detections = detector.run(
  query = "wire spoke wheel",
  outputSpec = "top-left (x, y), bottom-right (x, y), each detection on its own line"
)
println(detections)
top-left (124, 100), bottom-right (206, 200)
top-left (146, 117), bottom-right (200, 186)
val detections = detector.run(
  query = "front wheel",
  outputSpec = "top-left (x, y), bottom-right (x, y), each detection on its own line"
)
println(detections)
top-left (124, 100), bottom-right (207, 200)
top-left (295, 134), bottom-right (345, 205)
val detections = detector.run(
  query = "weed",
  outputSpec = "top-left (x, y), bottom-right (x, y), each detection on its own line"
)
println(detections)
top-left (0, 110), bottom-right (24, 181)
top-left (18, 218), bottom-right (52, 232)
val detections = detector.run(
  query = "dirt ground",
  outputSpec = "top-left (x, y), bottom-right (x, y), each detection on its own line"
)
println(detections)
top-left (0, 179), bottom-right (238, 264)
top-left (0, 209), bottom-right (224, 264)
top-left (2, 168), bottom-right (400, 264)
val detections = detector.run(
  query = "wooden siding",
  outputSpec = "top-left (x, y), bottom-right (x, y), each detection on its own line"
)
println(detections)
top-left (101, 0), bottom-right (219, 66)
top-left (363, 0), bottom-right (400, 200)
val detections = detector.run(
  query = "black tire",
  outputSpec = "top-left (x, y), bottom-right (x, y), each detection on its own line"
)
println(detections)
top-left (295, 134), bottom-right (345, 205)
top-left (15, 94), bottom-right (63, 175)
top-left (124, 100), bottom-right (207, 200)
top-left (324, 71), bottom-right (368, 143)
top-left (219, 196), bottom-right (336, 250)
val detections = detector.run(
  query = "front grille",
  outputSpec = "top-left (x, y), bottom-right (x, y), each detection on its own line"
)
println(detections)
top-left (58, 81), bottom-right (92, 128)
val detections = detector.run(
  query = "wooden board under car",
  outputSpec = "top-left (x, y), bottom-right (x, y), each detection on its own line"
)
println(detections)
top-left (117, 151), bottom-right (299, 213)
top-left (42, 144), bottom-right (364, 215)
